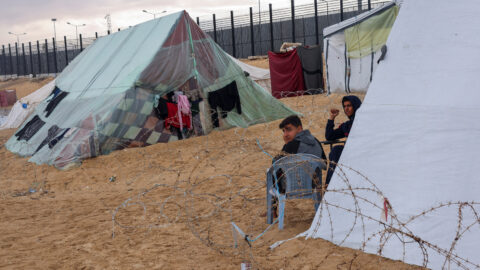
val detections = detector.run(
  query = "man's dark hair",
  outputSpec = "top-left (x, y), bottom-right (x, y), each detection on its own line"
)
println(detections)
top-left (279, 115), bottom-right (302, 129)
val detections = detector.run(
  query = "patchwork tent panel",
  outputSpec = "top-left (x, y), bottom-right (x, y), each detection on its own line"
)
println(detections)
top-left (6, 11), bottom-right (296, 169)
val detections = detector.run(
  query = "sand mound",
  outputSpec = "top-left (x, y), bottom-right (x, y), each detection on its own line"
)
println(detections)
top-left (0, 78), bottom-right (422, 269)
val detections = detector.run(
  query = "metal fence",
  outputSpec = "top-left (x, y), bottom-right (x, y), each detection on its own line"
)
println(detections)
top-left (0, 0), bottom-right (390, 77)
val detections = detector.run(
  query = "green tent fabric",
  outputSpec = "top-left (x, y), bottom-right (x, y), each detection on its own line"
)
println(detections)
top-left (6, 11), bottom-right (297, 169)
top-left (345, 5), bottom-right (399, 59)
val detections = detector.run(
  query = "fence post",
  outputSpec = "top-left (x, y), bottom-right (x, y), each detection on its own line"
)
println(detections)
top-left (368, 0), bottom-right (371, 10)
top-left (95, 32), bottom-right (98, 39)
top-left (213, 14), bottom-right (217, 43)
top-left (52, 38), bottom-right (58, 74)
top-left (80, 34), bottom-right (84, 51)
top-left (22, 43), bottom-right (27, 75)
top-left (107, 30), bottom-right (111, 35)
top-left (340, 0), bottom-right (344, 21)
top-left (230, 11), bottom-right (236, 58)
top-left (45, 39), bottom-right (50, 75)
top-left (314, 0), bottom-right (319, 45)
top-left (196, 17), bottom-right (200, 25)
top-left (8, 44), bottom-right (13, 76)
top-left (358, 0), bottom-right (363, 11)
top-left (269, 4), bottom-right (274, 52)
top-left (36, 41), bottom-right (41, 75)
top-left (64, 36), bottom-right (69, 66)
top-left (2, 45), bottom-right (5, 77)
top-left (29, 42), bottom-right (35, 77)
top-left (291, 0), bottom-right (295, 42)
top-left (15, 43), bottom-right (20, 76)
top-left (249, 7), bottom-right (255, 57)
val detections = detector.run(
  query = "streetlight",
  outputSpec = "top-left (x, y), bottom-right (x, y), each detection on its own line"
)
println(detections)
top-left (51, 18), bottom-right (57, 45)
top-left (142, 9), bottom-right (166, 19)
top-left (8, 32), bottom-right (27, 44)
top-left (67, 22), bottom-right (86, 50)
top-left (258, 0), bottom-right (261, 25)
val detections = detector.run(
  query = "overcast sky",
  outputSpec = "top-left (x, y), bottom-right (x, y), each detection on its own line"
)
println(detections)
top-left (0, 0), bottom-right (313, 46)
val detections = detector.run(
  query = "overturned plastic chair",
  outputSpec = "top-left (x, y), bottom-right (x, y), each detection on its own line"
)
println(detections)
top-left (266, 153), bottom-right (326, 229)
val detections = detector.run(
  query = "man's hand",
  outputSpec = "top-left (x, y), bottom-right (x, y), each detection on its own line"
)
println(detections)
top-left (329, 108), bottom-right (339, 120)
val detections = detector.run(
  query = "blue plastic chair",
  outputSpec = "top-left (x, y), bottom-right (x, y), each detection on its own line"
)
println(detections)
top-left (266, 153), bottom-right (326, 229)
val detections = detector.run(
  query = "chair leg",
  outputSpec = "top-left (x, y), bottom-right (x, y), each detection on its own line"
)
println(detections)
top-left (267, 191), bottom-right (273, 224)
top-left (314, 190), bottom-right (322, 211)
top-left (278, 194), bottom-right (286, 230)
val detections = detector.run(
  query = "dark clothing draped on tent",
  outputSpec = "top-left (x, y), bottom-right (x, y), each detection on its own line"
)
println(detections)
top-left (325, 95), bottom-right (362, 184)
top-left (296, 46), bottom-right (324, 92)
top-left (45, 90), bottom-right (68, 117)
top-left (207, 81), bottom-right (242, 127)
top-left (15, 115), bottom-right (46, 141)
top-left (268, 49), bottom-right (305, 99)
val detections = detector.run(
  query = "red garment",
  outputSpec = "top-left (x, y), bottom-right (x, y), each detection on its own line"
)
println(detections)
top-left (164, 102), bottom-right (192, 130)
top-left (0, 90), bottom-right (7, 107)
top-left (268, 49), bottom-right (305, 99)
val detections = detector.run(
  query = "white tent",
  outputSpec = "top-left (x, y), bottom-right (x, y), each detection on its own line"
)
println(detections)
top-left (303, 0), bottom-right (480, 269)
top-left (324, 2), bottom-right (397, 94)
top-left (228, 55), bottom-right (271, 93)
top-left (0, 80), bottom-right (55, 130)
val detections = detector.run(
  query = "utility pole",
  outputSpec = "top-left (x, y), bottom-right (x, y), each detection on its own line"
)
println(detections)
top-left (105, 14), bottom-right (112, 33)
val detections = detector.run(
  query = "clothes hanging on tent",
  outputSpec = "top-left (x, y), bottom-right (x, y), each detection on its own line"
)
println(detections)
top-left (208, 81), bottom-right (242, 127)
top-left (268, 49), bottom-right (305, 99)
top-left (35, 125), bottom-right (60, 153)
top-left (296, 46), bottom-right (324, 92)
top-left (154, 98), bottom-right (169, 120)
top-left (49, 128), bottom-right (70, 149)
top-left (176, 94), bottom-right (191, 130)
top-left (164, 102), bottom-right (192, 130)
top-left (45, 90), bottom-right (68, 117)
top-left (15, 115), bottom-right (46, 141)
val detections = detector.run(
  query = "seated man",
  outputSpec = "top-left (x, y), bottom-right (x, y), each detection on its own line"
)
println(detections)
top-left (273, 115), bottom-right (326, 194)
top-left (279, 115), bottom-right (325, 159)
top-left (325, 95), bottom-right (362, 185)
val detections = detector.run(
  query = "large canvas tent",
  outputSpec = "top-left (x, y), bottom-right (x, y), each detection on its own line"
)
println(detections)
top-left (6, 11), bottom-right (296, 169)
top-left (303, 0), bottom-right (480, 269)
top-left (324, 2), bottom-right (398, 94)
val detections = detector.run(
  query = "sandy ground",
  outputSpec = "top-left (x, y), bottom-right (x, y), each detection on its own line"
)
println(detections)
top-left (0, 79), bottom-right (423, 269)
top-left (240, 58), bottom-right (270, 69)
top-left (0, 77), bottom-right (54, 100)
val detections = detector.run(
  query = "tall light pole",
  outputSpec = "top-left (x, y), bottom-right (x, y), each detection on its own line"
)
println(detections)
top-left (321, 0), bottom-right (330, 25)
top-left (67, 22), bottom-right (86, 50)
top-left (258, 0), bottom-right (261, 25)
top-left (142, 9), bottom-right (166, 19)
top-left (8, 32), bottom-right (27, 44)
top-left (51, 18), bottom-right (57, 45)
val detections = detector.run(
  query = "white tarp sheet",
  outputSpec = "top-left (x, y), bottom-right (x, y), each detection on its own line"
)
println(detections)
top-left (228, 55), bottom-right (271, 93)
top-left (0, 80), bottom-right (55, 130)
top-left (303, 0), bottom-right (480, 269)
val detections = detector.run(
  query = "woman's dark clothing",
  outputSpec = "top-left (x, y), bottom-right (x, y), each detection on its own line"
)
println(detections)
top-left (325, 95), bottom-right (362, 184)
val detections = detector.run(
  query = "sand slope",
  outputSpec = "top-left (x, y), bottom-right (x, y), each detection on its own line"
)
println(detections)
top-left (0, 78), bottom-right (422, 269)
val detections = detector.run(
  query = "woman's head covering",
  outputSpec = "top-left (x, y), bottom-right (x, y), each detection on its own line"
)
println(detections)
top-left (342, 95), bottom-right (362, 120)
